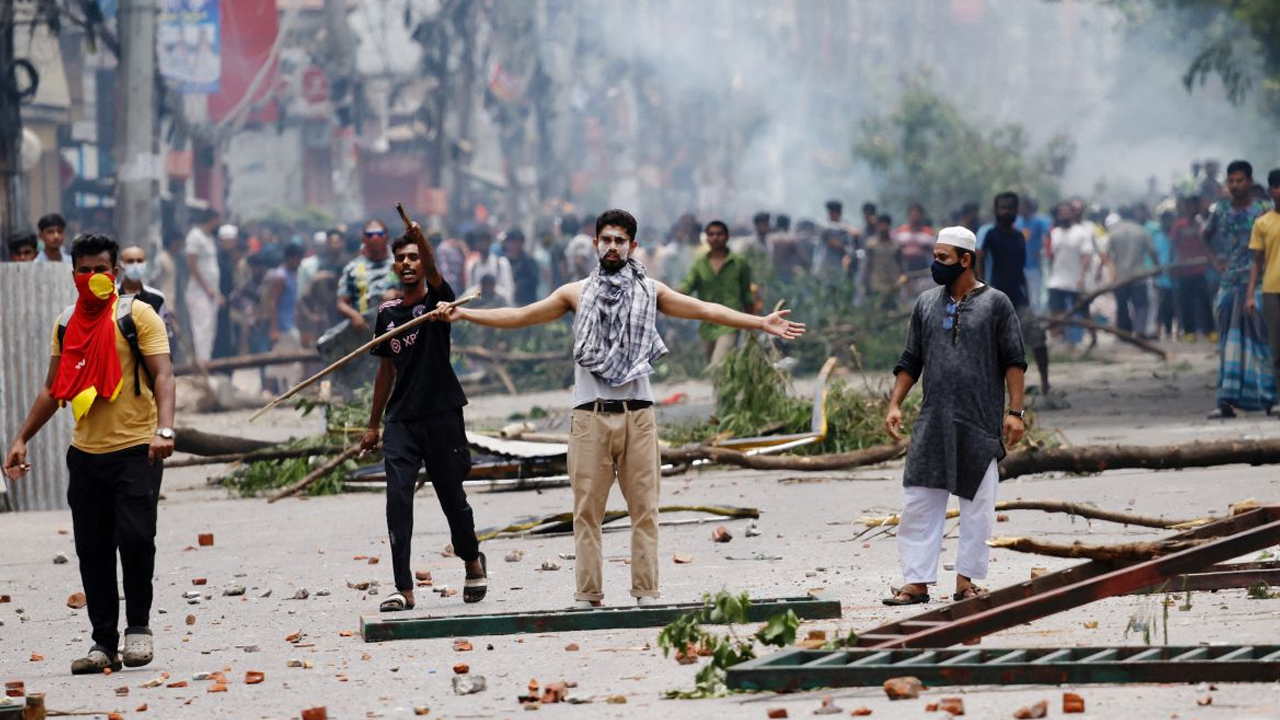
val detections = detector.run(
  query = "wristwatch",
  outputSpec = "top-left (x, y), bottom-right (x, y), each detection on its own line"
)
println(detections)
top-left (1007, 410), bottom-right (1026, 420)
top-left (155, 427), bottom-right (176, 440)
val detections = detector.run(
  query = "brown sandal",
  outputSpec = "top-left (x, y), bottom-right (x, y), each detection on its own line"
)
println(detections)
top-left (882, 585), bottom-right (930, 606)
top-left (952, 585), bottom-right (988, 601)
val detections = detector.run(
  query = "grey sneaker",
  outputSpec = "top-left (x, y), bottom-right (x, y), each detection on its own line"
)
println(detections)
top-left (636, 596), bottom-right (658, 606)
top-left (122, 629), bottom-right (154, 668)
top-left (70, 645), bottom-right (122, 675)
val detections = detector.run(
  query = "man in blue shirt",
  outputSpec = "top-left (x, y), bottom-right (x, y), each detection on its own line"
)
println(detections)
top-left (978, 192), bottom-right (1052, 397)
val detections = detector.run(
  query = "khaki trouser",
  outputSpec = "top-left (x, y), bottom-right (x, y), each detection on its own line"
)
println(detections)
top-left (568, 406), bottom-right (661, 601)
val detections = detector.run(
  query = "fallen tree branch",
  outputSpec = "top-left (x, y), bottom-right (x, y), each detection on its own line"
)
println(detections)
top-left (267, 445), bottom-right (363, 503)
top-left (987, 536), bottom-right (1206, 562)
top-left (856, 500), bottom-right (1210, 532)
top-left (175, 427), bottom-right (278, 456)
top-left (660, 441), bottom-right (907, 471)
top-left (477, 505), bottom-right (759, 542)
top-left (1068, 259), bottom-right (1208, 316)
top-left (1036, 315), bottom-right (1167, 358)
top-left (999, 437), bottom-right (1280, 480)
top-left (173, 350), bottom-right (319, 376)
top-left (166, 445), bottom-right (348, 469)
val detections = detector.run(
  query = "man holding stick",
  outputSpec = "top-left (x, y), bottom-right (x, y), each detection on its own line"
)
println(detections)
top-left (361, 223), bottom-right (487, 611)
top-left (883, 226), bottom-right (1026, 605)
top-left (432, 209), bottom-right (805, 607)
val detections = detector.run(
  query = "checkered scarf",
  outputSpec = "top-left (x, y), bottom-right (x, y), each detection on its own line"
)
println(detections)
top-left (573, 259), bottom-right (668, 387)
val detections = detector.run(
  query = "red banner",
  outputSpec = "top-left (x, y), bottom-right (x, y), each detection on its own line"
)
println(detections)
top-left (207, 0), bottom-right (278, 124)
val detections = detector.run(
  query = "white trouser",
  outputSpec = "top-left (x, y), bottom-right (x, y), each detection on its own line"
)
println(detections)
top-left (185, 290), bottom-right (217, 363)
top-left (897, 459), bottom-right (999, 585)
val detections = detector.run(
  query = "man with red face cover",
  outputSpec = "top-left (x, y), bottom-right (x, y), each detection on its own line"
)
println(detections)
top-left (4, 233), bottom-right (176, 676)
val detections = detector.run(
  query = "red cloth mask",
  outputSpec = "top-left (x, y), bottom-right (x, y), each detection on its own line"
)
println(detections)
top-left (51, 272), bottom-right (124, 420)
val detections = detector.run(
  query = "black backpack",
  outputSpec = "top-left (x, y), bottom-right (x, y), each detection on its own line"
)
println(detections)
top-left (56, 294), bottom-right (154, 395)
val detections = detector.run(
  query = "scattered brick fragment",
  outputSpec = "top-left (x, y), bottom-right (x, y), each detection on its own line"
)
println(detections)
top-left (766, 709), bottom-right (788, 719)
top-left (453, 663), bottom-right (470, 674)
top-left (245, 671), bottom-right (264, 685)
top-left (711, 526), bottom-right (733, 543)
top-left (883, 676), bottom-right (923, 700)
top-left (301, 708), bottom-right (328, 720)
top-left (850, 709), bottom-right (873, 717)
top-left (198, 533), bottom-right (215, 546)
top-left (1013, 700), bottom-right (1048, 719)
top-left (66, 592), bottom-right (87, 609)
top-left (192, 578), bottom-right (207, 586)
top-left (1063, 692), bottom-right (1085, 714)
top-left (564, 643), bottom-right (579, 652)
top-left (938, 697), bottom-right (964, 715)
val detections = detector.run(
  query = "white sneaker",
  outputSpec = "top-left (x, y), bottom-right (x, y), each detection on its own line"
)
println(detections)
top-left (122, 629), bottom-right (154, 668)
top-left (573, 600), bottom-right (598, 610)
top-left (636, 596), bottom-right (658, 606)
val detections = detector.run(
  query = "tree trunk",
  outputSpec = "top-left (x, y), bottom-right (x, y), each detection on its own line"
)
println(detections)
top-left (987, 536), bottom-right (1206, 562)
top-left (166, 444), bottom-right (348, 468)
top-left (660, 441), bottom-right (907, 471)
top-left (999, 437), bottom-right (1280, 480)
top-left (175, 428), bottom-right (279, 456)
top-left (1036, 315), bottom-right (1167, 358)
top-left (268, 445), bottom-right (362, 503)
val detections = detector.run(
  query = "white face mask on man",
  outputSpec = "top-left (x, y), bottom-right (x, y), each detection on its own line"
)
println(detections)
top-left (122, 262), bottom-right (147, 282)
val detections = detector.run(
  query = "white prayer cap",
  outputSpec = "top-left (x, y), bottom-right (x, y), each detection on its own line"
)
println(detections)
top-left (935, 226), bottom-right (977, 253)
top-left (217, 224), bottom-right (239, 240)
top-left (312, 230), bottom-right (327, 245)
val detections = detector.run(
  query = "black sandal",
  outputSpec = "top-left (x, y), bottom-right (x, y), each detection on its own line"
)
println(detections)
top-left (882, 586), bottom-right (930, 606)
top-left (463, 552), bottom-right (488, 604)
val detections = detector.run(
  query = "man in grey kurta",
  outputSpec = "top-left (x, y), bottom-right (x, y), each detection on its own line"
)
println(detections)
top-left (883, 226), bottom-right (1027, 605)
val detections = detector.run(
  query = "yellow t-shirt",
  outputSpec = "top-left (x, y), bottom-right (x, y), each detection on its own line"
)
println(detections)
top-left (1248, 209), bottom-right (1280, 293)
top-left (50, 299), bottom-right (170, 454)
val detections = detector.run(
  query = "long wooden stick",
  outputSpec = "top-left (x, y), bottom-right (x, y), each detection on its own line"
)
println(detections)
top-left (249, 291), bottom-right (477, 421)
top-left (267, 445), bottom-right (363, 503)
top-left (987, 536), bottom-right (1206, 562)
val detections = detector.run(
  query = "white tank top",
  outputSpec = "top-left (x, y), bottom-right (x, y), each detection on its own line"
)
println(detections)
top-left (571, 363), bottom-right (654, 407)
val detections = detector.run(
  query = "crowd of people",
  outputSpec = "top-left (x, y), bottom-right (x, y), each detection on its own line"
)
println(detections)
top-left (5, 157), bottom-right (1279, 415)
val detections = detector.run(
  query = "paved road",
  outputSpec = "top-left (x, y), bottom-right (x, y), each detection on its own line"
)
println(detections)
top-left (2, 342), bottom-right (1278, 719)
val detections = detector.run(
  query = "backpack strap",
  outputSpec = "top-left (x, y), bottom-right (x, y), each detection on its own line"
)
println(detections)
top-left (55, 304), bottom-right (76, 352)
top-left (116, 295), bottom-right (154, 396)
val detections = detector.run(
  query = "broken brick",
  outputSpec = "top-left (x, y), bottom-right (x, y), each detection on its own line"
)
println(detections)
top-left (1063, 692), bottom-right (1085, 713)
top-left (0, 595), bottom-right (10, 603)
top-left (192, 578), bottom-right (207, 586)
top-left (4, 681), bottom-right (23, 697)
top-left (66, 592), bottom-right (87, 609)
top-left (925, 703), bottom-right (939, 712)
top-left (197, 533), bottom-right (215, 546)
top-left (1196, 695), bottom-right (1213, 707)
top-left (1013, 700), bottom-right (1048, 719)
top-left (414, 570), bottom-right (432, 582)
top-left (368, 556), bottom-right (380, 565)
top-left (185, 614), bottom-right (196, 626)
top-left (453, 663), bottom-right (470, 674)
top-left (29, 652), bottom-right (43, 662)
top-left (207, 683), bottom-right (228, 693)
top-left (107, 713), bottom-right (123, 720)
top-left (244, 671), bottom-right (264, 685)
top-left (883, 676), bottom-right (924, 700)
top-left (766, 709), bottom-right (788, 719)
top-left (166, 681), bottom-right (188, 688)
top-left (711, 526), bottom-right (733, 543)
top-left (938, 697), bottom-right (964, 715)
top-left (338, 630), bottom-right (354, 638)
top-left (301, 708), bottom-right (328, 720)
top-left (136, 704), bottom-right (148, 712)
top-left (454, 640), bottom-right (474, 652)
top-left (541, 681), bottom-right (569, 704)
top-left (850, 709), bottom-right (873, 717)
top-left (996, 513), bottom-right (1010, 522)
top-left (115, 686), bottom-right (129, 696)
top-left (414, 709), bottom-right (429, 716)
top-left (564, 643), bottom-right (579, 652)
top-left (806, 630), bottom-right (827, 641)
top-left (285, 631), bottom-right (303, 643)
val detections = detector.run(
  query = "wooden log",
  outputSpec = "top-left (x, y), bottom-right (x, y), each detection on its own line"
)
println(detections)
top-left (166, 445), bottom-right (348, 468)
top-left (1036, 315), bottom-right (1167, 358)
top-left (267, 445), bottom-right (363, 503)
top-left (856, 500), bottom-right (1209, 531)
top-left (173, 350), bottom-right (319, 376)
top-left (999, 437), bottom-right (1280, 480)
top-left (1068, 259), bottom-right (1208, 316)
top-left (659, 441), bottom-right (907, 471)
top-left (987, 536), bottom-right (1206, 562)
top-left (175, 427), bottom-right (278, 456)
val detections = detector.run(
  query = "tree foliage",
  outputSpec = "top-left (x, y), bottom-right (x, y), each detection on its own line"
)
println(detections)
top-left (1099, 0), bottom-right (1280, 118)
top-left (853, 76), bottom-right (1074, 218)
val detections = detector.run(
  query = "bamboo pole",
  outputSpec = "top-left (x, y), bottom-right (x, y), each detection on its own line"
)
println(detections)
top-left (249, 291), bottom-right (477, 421)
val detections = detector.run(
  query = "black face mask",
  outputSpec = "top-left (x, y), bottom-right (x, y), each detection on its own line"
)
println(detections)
top-left (931, 260), bottom-right (965, 286)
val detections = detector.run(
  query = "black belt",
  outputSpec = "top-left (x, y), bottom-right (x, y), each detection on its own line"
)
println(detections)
top-left (574, 399), bottom-right (653, 413)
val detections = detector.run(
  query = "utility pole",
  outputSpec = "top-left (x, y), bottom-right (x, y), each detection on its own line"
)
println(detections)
top-left (0, 1), bottom-right (23, 238)
top-left (115, 0), bottom-right (159, 248)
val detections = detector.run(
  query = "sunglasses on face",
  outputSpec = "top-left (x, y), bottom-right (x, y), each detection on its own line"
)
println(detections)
top-left (365, 230), bottom-right (387, 238)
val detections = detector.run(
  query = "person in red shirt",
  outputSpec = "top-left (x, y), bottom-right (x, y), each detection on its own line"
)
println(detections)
top-left (1169, 195), bottom-right (1216, 341)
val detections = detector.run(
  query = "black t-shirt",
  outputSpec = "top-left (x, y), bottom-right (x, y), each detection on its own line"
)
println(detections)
top-left (370, 282), bottom-right (467, 421)
top-left (982, 225), bottom-right (1029, 308)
